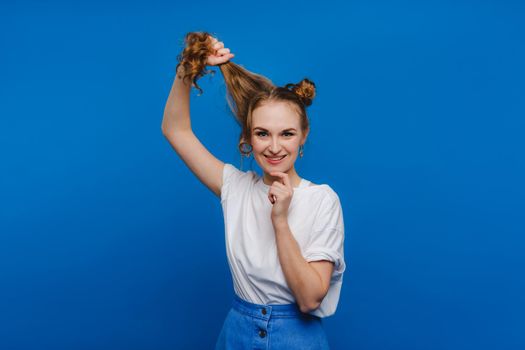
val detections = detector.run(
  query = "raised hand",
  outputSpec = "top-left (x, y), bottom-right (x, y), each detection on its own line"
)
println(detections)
top-left (206, 35), bottom-right (235, 66)
top-left (267, 172), bottom-right (293, 223)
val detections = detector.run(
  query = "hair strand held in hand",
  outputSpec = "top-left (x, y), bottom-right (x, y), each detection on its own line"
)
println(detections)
top-left (175, 32), bottom-right (217, 96)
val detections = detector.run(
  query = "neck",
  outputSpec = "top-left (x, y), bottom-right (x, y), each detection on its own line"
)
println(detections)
top-left (262, 167), bottom-right (302, 188)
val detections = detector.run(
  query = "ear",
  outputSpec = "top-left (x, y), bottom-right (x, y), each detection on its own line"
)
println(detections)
top-left (239, 133), bottom-right (251, 146)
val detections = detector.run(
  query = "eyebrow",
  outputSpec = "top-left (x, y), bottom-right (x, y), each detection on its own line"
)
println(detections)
top-left (253, 127), bottom-right (297, 132)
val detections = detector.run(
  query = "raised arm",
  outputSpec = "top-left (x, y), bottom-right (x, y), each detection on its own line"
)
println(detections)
top-left (161, 35), bottom-right (235, 198)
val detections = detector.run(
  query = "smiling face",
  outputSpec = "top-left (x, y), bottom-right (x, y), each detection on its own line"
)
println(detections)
top-left (250, 100), bottom-right (308, 187)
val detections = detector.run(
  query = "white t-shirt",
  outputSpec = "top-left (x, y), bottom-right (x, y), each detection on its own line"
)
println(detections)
top-left (220, 163), bottom-right (346, 318)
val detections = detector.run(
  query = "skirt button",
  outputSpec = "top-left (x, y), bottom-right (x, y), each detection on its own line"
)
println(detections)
top-left (261, 308), bottom-right (267, 315)
top-left (259, 330), bottom-right (267, 338)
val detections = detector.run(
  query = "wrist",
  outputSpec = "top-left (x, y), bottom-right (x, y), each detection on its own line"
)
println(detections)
top-left (176, 65), bottom-right (187, 78)
top-left (272, 216), bottom-right (289, 230)
top-left (175, 66), bottom-right (192, 89)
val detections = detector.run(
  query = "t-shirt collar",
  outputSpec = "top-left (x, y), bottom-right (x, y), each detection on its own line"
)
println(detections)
top-left (256, 175), bottom-right (310, 191)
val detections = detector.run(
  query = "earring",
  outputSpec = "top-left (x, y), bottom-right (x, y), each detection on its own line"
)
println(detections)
top-left (238, 142), bottom-right (253, 157)
top-left (299, 145), bottom-right (304, 158)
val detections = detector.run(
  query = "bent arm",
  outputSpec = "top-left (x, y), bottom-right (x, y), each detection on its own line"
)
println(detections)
top-left (272, 219), bottom-right (334, 313)
top-left (161, 66), bottom-right (224, 197)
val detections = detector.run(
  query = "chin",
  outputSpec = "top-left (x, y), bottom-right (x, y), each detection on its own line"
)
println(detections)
top-left (265, 164), bottom-right (292, 173)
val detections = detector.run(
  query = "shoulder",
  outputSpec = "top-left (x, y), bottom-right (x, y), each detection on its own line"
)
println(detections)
top-left (320, 185), bottom-right (340, 202)
top-left (318, 187), bottom-right (342, 214)
top-left (305, 184), bottom-right (340, 206)
top-left (221, 163), bottom-right (258, 201)
top-left (223, 163), bottom-right (257, 181)
top-left (309, 185), bottom-right (345, 233)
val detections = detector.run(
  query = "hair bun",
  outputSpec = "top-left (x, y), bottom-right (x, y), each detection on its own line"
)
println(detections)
top-left (284, 78), bottom-right (316, 107)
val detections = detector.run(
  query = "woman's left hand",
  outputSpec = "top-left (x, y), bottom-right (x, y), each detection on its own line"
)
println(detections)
top-left (268, 172), bottom-right (293, 223)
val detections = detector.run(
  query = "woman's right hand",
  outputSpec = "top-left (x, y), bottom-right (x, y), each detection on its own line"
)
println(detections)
top-left (206, 35), bottom-right (235, 66)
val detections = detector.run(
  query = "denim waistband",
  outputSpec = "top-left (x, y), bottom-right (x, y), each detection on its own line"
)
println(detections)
top-left (232, 293), bottom-right (318, 319)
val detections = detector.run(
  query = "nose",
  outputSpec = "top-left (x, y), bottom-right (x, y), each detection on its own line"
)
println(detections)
top-left (269, 137), bottom-right (281, 154)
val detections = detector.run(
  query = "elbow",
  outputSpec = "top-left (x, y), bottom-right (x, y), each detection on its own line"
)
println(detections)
top-left (161, 115), bottom-right (175, 136)
top-left (298, 300), bottom-right (322, 314)
top-left (298, 286), bottom-right (329, 313)
top-left (161, 121), bottom-right (191, 137)
top-left (161, 122), bottom-right (170, 136)
top-left (161, 122), bottom-right (167, 135)
top-left (161, 123), bottom-right (177, 138)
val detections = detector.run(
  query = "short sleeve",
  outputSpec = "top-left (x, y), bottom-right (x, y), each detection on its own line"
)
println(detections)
top-left (220, 163), bottom-right (247, 202)
top-left (303, 192), bottom-right (346, 282)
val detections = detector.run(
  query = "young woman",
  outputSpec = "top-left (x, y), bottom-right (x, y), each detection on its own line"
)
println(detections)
top-left (162, 32), bottom-right (346, 350)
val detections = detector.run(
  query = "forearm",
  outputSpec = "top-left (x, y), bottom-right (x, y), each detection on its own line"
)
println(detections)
top-left (161, 66), bottom-right (192, 134)
top-left (273, 219), bottom-right (324, 313)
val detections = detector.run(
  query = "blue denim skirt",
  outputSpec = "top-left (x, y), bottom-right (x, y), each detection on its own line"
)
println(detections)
top-left (215, 293), bottom-right (330, 350)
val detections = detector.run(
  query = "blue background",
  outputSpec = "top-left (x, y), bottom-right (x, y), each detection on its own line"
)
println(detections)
top-left (1, 0), bottom-right (524, 349)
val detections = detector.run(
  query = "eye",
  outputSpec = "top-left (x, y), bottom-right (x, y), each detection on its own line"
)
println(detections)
top-left (255, 131), bottom-right (267, 137)
top-left (283, 132), bottom-right (295, 137)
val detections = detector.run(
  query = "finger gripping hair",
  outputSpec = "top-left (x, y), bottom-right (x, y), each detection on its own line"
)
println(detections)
top-left (284, 78), bottom-right (316, 107)
top-left (175, 31), bottom-right (216, 95)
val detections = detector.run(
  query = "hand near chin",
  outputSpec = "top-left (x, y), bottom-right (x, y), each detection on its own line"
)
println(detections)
top-left (268, 172), bottom-right (293, 225)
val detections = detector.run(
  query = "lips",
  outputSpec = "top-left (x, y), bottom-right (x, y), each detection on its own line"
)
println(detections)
top-left (264, 155), bottom-right (286, 164)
